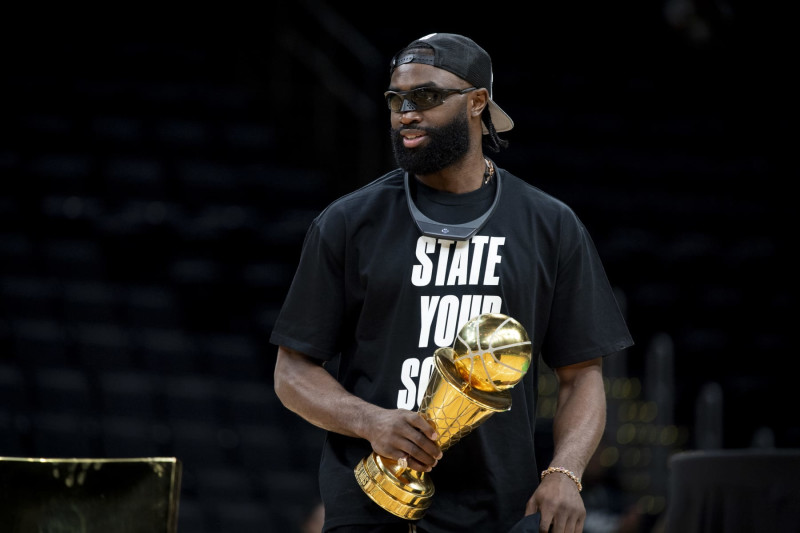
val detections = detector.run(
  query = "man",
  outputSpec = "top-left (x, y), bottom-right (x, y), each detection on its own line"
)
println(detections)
top-left (272, 33), bottom-right (634, 533)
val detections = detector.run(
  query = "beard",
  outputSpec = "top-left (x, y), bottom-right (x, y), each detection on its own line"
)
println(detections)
top-left (390, 108), bottom-right (471, 175)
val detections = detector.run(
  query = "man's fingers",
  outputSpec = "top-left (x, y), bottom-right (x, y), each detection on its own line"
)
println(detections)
top-left (411, 413), bottom-right (440, 441)
top-left (407, 413), bottom-right (443, 460)
top-left (402, 440), bottom-right (441, 471)
top-left (373, 410), bottom-right (443, 471)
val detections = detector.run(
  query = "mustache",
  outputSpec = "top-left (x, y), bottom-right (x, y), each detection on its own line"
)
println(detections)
top-left (393, 125), bottom-right (434, 134)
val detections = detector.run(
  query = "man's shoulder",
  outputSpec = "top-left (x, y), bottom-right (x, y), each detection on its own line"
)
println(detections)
top-left (499, 168), bottom-right (575, 213)
top-left (325, 168), bottom-right (405, 211)
top-left (311, 168), bottom-right (405, 233)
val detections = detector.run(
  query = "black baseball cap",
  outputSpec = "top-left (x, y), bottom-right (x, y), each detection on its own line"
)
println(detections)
top-left (389, 33), bottom-right (514, 134)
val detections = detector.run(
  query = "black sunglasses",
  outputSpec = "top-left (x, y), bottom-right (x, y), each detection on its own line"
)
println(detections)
top-left (384, 87), bottom-right (477, 112)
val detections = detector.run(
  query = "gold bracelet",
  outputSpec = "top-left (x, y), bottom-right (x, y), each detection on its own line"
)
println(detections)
top-left (540, 466), bottom-right (583, 492)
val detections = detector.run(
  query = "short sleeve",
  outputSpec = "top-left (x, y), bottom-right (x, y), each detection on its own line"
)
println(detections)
top-left (540, 214), bottom-right (633, 368)
top-left (269, 218), bottom-right (346, 362)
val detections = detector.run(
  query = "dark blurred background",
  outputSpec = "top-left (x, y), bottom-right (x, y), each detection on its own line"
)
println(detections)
top-left (0, 2), bottom-right (794, 532)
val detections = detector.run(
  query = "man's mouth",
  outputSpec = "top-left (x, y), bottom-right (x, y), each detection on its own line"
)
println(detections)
top-left (401, 131), bottom-right (426, 148)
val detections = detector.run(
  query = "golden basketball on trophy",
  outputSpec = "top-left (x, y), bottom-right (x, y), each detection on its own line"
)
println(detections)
top-left (354, 312), bottom-right (532, 520)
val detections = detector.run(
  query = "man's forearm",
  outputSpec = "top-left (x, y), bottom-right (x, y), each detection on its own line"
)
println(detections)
top-left (274, 346), bottom-right (382, 439)
top-left (550, 358), bottom-right (606, 476)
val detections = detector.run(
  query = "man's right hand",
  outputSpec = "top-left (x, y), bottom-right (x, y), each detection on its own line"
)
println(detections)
top-left (365, 408), bottom-right (443, 472)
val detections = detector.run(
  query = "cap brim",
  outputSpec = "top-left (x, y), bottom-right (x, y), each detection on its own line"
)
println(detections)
top-left (484, 100), bottom-right (514, 134)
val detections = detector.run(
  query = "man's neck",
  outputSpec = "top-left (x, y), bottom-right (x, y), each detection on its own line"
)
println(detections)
top-left (414, 153), bottom-right (487, 194)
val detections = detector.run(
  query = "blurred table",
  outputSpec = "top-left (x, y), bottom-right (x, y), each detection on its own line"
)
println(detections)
top-left (666, 449), bottom-right (800, 533)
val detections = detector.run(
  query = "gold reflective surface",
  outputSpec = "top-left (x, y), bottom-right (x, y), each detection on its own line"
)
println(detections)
top-left (0, 456), bottom-right (182, 533)
top-left (354, 453), bottom-right (433, 520)
top-left (452, 313), bottom-right (532, 392)
top-left (355, 313), bottom-right (532, 520)
top-left (421, 347), bottom-right (512, 452)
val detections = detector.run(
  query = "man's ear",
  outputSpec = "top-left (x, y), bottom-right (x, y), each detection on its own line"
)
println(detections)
top-left (470, 88), bottom-right (490, 116)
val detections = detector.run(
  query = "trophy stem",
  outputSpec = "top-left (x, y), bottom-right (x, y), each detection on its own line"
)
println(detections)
top-left (354, 452), bottom-right (434, 520)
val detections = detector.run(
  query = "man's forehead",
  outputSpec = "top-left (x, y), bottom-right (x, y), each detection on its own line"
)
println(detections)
top-left (389, 62), bottom-right (465, 88)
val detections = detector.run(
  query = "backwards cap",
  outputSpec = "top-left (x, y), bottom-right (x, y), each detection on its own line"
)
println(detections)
top-left (389, 33), bottom-right (514, 134)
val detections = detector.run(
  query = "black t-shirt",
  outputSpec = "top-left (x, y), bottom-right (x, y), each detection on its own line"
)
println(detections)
top-left (270, 167), bottom-right (634, 533)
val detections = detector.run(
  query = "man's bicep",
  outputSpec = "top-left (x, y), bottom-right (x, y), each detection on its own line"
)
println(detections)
top-left (275, 345), bottom-right (324, 377)
top-left (553, 357), bottom-right (603, 386)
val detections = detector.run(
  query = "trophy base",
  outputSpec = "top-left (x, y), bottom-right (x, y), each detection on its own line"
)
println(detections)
top-left (354, 452), bottom-right (434, 520)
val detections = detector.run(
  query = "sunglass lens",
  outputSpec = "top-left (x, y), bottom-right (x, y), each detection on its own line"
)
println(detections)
top-left (385, 88), bottom-right (450, 112)
top-left (386, 93), bottom-right (402, 112)
top-left (409, 89), bottom-right (441, 109)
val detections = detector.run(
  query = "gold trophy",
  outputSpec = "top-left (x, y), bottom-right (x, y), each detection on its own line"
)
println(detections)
top-left (354, 312), bottom-right (532, 520)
